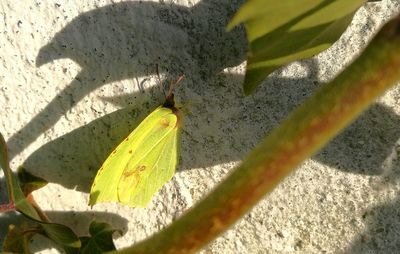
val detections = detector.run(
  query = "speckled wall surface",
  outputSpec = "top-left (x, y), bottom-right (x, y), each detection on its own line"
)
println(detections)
top-left (1, 0), bottom-right (400, 253)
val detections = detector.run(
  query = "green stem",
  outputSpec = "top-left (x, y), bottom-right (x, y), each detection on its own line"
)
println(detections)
top-left (114, 15), bottom-right (400, 254)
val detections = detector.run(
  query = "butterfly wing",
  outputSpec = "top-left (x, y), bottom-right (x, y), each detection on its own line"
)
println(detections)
top-left (118, 125), bottom-right (179, 207)
top-left (89, 106), bottom-right (180, 207)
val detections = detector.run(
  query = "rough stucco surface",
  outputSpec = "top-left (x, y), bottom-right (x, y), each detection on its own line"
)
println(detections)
top-left (1, 0), bottom-right (400, 253)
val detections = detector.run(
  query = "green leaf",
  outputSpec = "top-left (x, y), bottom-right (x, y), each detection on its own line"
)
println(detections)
top-left (0, 133), bottom-right (81, 251)
top-left (40, 222), bottom-right (81, 251)
top-left (0, 132), bottom-right (40, 219)
top-left (227, 0), bottom-right (366, 95)
top-left (17, 166), bottom-right (48, 196)
top-left (79, 221), bottom-right (121, 254)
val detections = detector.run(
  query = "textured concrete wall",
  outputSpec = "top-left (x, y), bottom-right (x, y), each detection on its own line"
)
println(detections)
top-left (0, 0), bottom-right (399, 253)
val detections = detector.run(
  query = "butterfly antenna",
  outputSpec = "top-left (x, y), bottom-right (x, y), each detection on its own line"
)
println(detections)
top-left (156, 64), bottom-right (167, 97)
top-left (167, 74), bottom-right (185, 96)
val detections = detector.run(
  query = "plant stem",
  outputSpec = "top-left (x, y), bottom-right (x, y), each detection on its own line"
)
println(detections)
top-left (114, 15), bottom-right (400, 254)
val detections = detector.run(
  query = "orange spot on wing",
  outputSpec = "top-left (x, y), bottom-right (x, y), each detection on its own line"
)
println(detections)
top-left (128, 150), bottom-right (133, 154)
top-left (122, 169), bottom-right (136, 178)
top-left (160, 118), bottom-right (170, 127)
top-left (121, 165), bottom-right (146, 179)
top-left (137, 165), bottom-right (146, 171)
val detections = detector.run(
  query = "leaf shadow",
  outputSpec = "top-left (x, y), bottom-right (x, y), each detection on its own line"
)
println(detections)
top-left (345, 193), bottom-right (400, 253)
top-left (316, 103), bottom-right (400, 175)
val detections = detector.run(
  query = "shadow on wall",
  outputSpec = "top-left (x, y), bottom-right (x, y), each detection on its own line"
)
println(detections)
top-left (4, 0), bottom-right (400, 252)
top-left (6, 0), bottom-right (247, 159)
top-left (316, 103), bottom-right (400, 175)
top-left (346, 194), bottom-right (400, 253)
